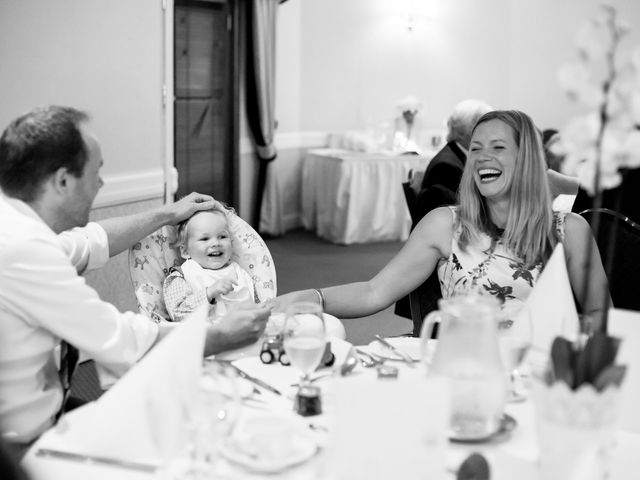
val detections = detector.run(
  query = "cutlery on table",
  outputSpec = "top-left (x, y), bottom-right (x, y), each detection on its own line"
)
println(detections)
top-left (355, 348), bottom-right (385, 367)
top-left (291, 349), bottom-right (359, 386)
top-left (374, 335), bottom-right (416, 367)
top-left (224, 362), bottom-right (282, 396)
top-left (35, 448), bottom-right (159, 473)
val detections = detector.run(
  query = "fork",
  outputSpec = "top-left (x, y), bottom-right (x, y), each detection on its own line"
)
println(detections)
top-left (355, 348), bottom-right (385, 367)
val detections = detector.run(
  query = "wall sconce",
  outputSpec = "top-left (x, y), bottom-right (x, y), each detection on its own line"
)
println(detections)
top-left (404, 0), bottom-right (434, 32)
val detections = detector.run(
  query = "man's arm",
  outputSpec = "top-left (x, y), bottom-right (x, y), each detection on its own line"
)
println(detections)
top-left (98, 192), bottom-right (216, 257)
top-left (153, 305), bottom-right (271, 356)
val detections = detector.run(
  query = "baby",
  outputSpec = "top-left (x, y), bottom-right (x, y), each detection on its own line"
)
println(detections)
top-left (163, 205), bottom-right (257, 322)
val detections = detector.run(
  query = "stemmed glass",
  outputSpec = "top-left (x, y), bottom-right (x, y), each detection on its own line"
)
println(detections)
top-left (171, 359), bottom-right (239, 479)
top-left (283, 301), bottom-right (327, 389)
top-left (497, 307), bottom-right (533, 402)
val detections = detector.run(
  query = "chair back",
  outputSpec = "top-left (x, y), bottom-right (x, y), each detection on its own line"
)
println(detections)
top-left (580, 208), bottom-right (640, 311)
top-left (128, 213), bottom-right (277, 322)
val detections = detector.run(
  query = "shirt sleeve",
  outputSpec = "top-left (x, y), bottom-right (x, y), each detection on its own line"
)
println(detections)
top-left (58, 222), bottom-right (110, 274)
top-left (0, 235), bottom-right (158, 374)
top-left (163, 270), bottom-right (209, 322)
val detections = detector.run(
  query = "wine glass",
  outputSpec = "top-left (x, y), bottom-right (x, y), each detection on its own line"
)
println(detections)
top-left (497, 307), bottom-right (533, 402)
top-left (283, 301), bottom-right (327, 388)
top-left (170, 359), bottom-right (239, 479)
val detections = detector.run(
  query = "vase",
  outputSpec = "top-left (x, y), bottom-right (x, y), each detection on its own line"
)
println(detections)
top-left (532, 380), bottom-right (622, 480)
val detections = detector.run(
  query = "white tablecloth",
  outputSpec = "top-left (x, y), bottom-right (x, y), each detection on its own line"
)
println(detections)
top-left (301, 148), bottom-right (429, 244)
top-left (22, 342), bottom-right (640, 479)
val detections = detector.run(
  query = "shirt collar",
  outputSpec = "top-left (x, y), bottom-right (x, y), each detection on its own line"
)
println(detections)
top-left (0, 190), bottom-right (54, 233)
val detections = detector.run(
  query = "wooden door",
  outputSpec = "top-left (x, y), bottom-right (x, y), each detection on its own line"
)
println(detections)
top-left (174, 0), bottom-right (238, 204)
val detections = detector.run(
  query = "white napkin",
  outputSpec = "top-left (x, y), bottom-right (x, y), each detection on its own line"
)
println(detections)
top-left (523, 243), bottom-right (579, 365)
top-left (608, 308), bottom-right (640, 434)
top-left (54, 305), bottom-right (208, 463)
top-left (327, 374), bottom-right (450, 480)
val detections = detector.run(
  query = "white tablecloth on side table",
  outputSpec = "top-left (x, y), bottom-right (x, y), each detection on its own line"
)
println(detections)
top-left (301, 148), bottom-right (430, 244)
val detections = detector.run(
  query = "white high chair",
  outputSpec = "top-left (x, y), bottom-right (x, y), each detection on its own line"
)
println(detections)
top-left (128, 211), bottom-right (277, 323)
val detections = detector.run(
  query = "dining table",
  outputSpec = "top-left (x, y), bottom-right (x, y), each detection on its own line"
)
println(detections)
top-left (301, 148), bottom-right (433, 244)
top-left (21, 319), bottom-right (640, 480)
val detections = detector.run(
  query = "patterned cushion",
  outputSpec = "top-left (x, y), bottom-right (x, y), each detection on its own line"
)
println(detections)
top-left (129, 214), bottom-right (277, 322)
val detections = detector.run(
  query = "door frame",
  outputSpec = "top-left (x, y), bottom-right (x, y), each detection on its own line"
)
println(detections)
top-left (162, 0), bottom-right (241, 205)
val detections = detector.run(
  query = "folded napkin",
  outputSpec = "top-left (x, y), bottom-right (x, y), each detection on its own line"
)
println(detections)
top-left (327, 374), bottom-right (450, 480)
top-left (52, 305), bottom-right (208, 463)
top-left (522, 244), bottom-right (579, 366)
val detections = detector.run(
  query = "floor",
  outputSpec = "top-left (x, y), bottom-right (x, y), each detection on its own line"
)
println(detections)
top-left (265, 229), bottom-right (413, 345)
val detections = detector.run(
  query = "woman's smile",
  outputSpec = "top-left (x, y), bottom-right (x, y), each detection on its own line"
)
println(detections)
top-left (477, 168), bottom-right (503, 183)
top-left (468, 119), bottom-right (517, 200)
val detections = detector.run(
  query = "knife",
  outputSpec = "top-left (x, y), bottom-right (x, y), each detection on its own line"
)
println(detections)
top-left (35, 448), bottom-right (159, 473)
top-left (374, 335), bottom-right (416, 367)
top-left (227, 363), bottom-right (283, 395)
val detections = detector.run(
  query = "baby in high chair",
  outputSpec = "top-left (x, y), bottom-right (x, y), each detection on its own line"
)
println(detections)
top-left (163, 204), bottom-right (257, 322)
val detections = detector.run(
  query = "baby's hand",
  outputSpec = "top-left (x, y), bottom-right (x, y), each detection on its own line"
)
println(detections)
top-left (206, 279), bottom-right (236, 301)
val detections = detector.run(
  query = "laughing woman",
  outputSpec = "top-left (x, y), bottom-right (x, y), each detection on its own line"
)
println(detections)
top-left (276, 110), bottom-right (610, 332)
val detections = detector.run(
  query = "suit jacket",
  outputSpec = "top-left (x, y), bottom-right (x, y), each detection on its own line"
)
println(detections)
top-left (414, 141), bottom-right (466, 224)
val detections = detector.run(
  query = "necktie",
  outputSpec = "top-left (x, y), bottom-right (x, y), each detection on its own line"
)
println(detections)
top-left (55, 341), bottom-right (79, 421)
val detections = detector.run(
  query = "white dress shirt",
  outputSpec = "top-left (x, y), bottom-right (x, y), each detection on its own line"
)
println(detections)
top-left (0, 194), bottom-right (159, 444)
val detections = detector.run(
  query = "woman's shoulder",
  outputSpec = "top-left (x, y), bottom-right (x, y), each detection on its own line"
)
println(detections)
top-left (409, 206), bottom-right (456, 257)
top-left (414, 206), bottom-right (455, 232)
top-left (561, 211), bottom-right (590, 232)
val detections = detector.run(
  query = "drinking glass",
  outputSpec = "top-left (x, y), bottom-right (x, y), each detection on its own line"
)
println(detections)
top-left (172, 360), bottom-right (239, 479)
top-left (283, 301), bottom-right (327, 387)
top-left (497, 307), bottom-right (533, 402)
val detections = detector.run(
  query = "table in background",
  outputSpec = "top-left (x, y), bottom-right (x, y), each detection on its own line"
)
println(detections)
top-left (301, 148), bottom-right (432, 244)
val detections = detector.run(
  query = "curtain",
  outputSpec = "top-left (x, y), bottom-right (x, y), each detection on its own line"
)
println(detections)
top-left (246, 0), bottom-right (283, 235)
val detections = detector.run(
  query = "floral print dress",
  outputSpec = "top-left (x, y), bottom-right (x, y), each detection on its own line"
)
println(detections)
top-left (437, 207), bottom-right (566, 320)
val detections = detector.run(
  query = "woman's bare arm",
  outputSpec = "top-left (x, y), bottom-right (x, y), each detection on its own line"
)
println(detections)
top-left (275, 207), bottom-right (454, 318)
top-left (563, 212), bottom-right (611, 332)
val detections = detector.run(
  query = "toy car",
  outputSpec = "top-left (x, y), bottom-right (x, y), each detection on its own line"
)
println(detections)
top-left (259, 334), bottom-right (335, 367)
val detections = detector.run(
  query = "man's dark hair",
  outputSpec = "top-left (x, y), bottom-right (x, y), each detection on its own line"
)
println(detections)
top-left (0, 106), bottom-right (90, 202)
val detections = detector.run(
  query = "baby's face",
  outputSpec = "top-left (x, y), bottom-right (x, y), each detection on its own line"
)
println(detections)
top-left (184, 211), bottom-right (232, 270)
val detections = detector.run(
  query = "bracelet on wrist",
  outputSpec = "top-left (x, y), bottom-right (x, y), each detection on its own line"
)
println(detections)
top-left (313, 288), bottom-right (326, 311)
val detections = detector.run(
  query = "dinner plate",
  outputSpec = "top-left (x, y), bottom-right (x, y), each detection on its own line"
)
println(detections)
top-left (219, 415), bottom-right (318, 473)
top-left (367, 337), bottom-right (430, 362)
top-left (449, 413), bottom-right (517, 444)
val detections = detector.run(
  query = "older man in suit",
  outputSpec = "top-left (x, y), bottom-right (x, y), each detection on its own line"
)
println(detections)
top-left (397, 100), bottom-right (492, 326)
top-left (407, 99), bottom-right (493, 223)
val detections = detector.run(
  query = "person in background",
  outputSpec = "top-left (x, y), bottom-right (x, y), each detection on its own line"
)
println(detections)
top-left (164, 205), bottom-right (257, 322)
top-left (407, 99), bottom-right (493, 223)
top-left (543, 129), bottom-right (579, 202)
top-left (397, 99), bottom-right (493, 322)
top-left (281, 110), bottom-right (609, 335)
top-left (0, 106), bottom-right (269, 450)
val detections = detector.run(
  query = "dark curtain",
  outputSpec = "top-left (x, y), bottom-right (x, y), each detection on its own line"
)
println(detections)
top-left (245, 0), bottom-right (283, 234)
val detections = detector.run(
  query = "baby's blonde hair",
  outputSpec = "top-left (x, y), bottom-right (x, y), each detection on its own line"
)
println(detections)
top-left (176, 201), bottom-right (234, 251)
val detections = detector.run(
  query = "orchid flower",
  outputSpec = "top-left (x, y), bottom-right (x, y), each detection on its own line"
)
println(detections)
top-left (556, 4), bottom-right (640, 195)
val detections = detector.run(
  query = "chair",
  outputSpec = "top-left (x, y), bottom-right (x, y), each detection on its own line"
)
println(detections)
top-left (579, 208), bottom-right (640, 312)
top-left (395, 177), bottom-right (446, 337)
top-left (128, 211), bottom-right (277, 322)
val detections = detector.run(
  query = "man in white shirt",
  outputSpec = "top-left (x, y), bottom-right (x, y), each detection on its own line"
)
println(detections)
top-left (0, 106), bottom-right (269, 447)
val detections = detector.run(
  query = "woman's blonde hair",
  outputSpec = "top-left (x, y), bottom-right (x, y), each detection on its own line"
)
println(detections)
top-left (457, 110), bottom-right (556, 266)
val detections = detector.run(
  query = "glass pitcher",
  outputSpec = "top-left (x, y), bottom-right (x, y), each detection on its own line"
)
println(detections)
top-left (420, 295), bottom-right (507, 440)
